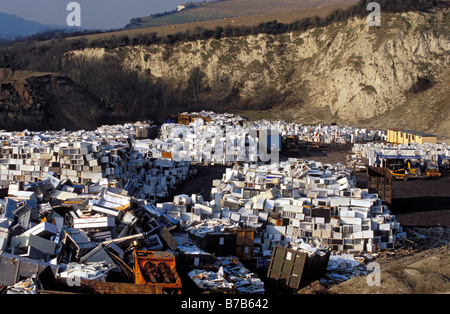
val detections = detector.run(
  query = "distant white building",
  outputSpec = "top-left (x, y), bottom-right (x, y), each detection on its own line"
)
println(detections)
top-left (177, 5), bottom-right (186, 11)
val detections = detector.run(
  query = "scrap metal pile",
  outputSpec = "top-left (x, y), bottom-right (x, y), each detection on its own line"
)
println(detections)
top-left (0, 113), bottom-right (404, 294)
top-left (0, 122), bottom-right (194, 201)
top-left (202, 160), bottom-right (405, 254)
top-left (152, 111), bottom-right (385, 165)
top-left (0, 177), bottom-right (182, 289)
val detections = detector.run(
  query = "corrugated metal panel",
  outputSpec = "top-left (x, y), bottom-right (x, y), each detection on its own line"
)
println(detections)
top-left (0, 252), bottom-right (52, 286)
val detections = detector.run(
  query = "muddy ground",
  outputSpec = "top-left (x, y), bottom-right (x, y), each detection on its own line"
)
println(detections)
top-left (172, 143), bottom-right (450, 294)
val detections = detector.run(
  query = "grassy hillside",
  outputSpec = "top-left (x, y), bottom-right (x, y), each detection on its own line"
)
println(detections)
top-left (75, 2), bottom-right (357, 43)
top-left (125, 0), bottom-right (358, 29)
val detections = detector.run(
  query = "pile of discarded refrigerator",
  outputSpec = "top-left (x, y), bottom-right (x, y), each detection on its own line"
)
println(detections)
top-left (203, 159), bottom-right (405, 254)
top-left (0, 174), bottom-right (189, 293)
top-left (0, 172), bottom-right (271, 294)
top-left (169, 158), bottom-right (405, 290)
top-left (152, 111), bottom-right (384, 165)
top-left (0, 114), bottom-right (402, 294)
top-left (0, 123), bottom-right (195, 293)
top-left (250, 119), bottom-right (385, 144)
top-left (0, 122), bottom-right (195, 201)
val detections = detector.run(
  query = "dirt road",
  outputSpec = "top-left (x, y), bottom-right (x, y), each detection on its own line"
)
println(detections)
top-left (171, 164), bottom-right (227, 201)
top-left (328, 244), bottom-right (450, 294)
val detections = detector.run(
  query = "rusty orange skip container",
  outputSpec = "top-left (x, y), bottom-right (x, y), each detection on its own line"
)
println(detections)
top-left (133, 250), bottom-right (182, 294)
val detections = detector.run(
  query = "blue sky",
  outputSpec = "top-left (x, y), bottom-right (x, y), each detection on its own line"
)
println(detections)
top-left (0, 0), bottom-right (198, 30)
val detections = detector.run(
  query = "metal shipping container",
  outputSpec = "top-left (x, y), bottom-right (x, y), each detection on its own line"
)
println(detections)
top-left (267, 245), bottom-right (330, 290)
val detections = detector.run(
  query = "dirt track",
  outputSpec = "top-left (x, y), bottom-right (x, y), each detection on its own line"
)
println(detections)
top-left (171, 164), bottom-right (227, 201)
top-left (327, 244), bottom-right (450, 294)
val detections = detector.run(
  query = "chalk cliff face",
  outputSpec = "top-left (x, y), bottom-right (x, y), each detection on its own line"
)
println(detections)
top-left (71, 9), bottom-right (450, 138)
